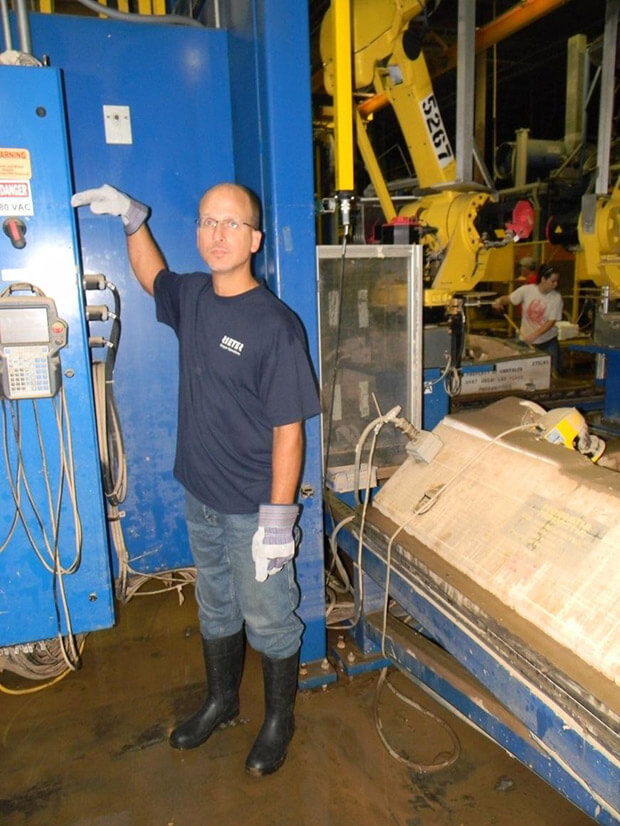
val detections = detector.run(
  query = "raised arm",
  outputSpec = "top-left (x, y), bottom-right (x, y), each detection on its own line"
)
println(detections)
top-left (71, 184), bottom-right (164, 295)
top-left (126, 224), bottom-right (165, 296)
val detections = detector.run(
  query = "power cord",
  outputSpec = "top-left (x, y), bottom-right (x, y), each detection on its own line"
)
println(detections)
top-left (373, 666), bottom-right (461, 773)
top-left (86, 275), bottom-right (196, 604)
top-left (1, 389), bottom-right (83, 679)
top-left (0, 636), bottom-right (86, 695)
top-left (371, 420), bottom-right (540, 771)
top-left (326, 400), bottom-right (400, 631)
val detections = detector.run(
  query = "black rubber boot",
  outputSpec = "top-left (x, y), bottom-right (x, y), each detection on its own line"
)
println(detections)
top-left (245, 651), bottom-right (299, 776)
top-left (169, 630), bottom-right (245, 750)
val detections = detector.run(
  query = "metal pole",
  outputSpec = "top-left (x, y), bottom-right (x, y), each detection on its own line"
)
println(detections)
top-left (455, 0), bottom-right (475, 183)
top-left (595, 0), bottom-right (618, 194)
top-left (15, 0), bottom-right (32, 55)
top-left (1, 0), bottom-right (13, 52)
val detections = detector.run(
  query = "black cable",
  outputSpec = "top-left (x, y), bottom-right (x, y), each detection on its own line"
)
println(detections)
top-left (0, 401), bottom-right (20, 551)
top-left (322, 232), bottom-right (349, 473)
top-left (4, 400), bottom-right (54, 566)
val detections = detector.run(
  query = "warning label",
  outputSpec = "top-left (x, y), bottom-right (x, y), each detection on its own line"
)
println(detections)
top-left (0, 179), bottom-right (34, 216)
top-left (0, 148), bottom-right (31, 178)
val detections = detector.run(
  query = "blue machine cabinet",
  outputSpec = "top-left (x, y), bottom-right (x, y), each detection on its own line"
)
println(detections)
top-left (11, 4), bottom-right (329, 671)
top-left (0, 66), bottom-right (115, 646)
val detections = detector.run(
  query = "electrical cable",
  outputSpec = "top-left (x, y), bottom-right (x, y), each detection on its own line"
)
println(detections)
top-left (340, 415), bottom-right (540, 772)
top-left (371, 420), bottom-right (542, 770)
top-left (327, 514), bottom-right (355, 587)
top-left (0, 636), bottom-right (86, 693)
top-left (87, 278), bottom-right (196, 604)
top-left (322, 228), bottom-right (349, 473)
top-left (373, 666), bottom-right (461, 773)
top-left (0, 282), bottom-right (84, 677)
top-left (444, 305), bottom-right (465, 398)
top-left (425, 355), bottom-right (452, 387)
top-left (321, 227), bottom-right (358, 625)
top-left (1, 389), bottom-right (84, 677)
top-left (353, 404), bottom-right (402, 506)
top-left (327, 417), bottom-right (385, 631)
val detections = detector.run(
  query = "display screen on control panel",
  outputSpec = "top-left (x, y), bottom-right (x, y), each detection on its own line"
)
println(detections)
top-left (0, 307), bottom-right (49, 344)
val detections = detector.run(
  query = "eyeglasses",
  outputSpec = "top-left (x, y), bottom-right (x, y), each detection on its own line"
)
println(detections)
top-left (195, 217), bottom-right (256, 232)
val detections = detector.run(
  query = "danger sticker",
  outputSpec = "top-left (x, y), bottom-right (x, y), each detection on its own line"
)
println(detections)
top-left (0, 148), bottom-right (32, 178)
top-left (0, 179), bottom-right (34, 216)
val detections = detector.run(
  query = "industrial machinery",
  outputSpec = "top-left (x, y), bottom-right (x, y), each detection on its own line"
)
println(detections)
top-left (319, 0), bottom-right (535, 307)
top-left (326, 395), bottom-right (620, 824)
top-left (0, 64), bottom-right (116, 676)
top-left (317, 0), bottom-right (548, 434)
top-left (318, 3), bottom-right (620, 822)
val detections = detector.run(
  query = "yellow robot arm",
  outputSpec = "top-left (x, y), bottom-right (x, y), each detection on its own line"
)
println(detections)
top-left (577, 175), bottom-right (620, 293)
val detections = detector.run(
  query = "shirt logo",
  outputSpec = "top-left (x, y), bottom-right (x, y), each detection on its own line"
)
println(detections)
top-left (525, 299), bottom-right (547, 326)
top-left (220, 334), bottom-right (244, 356)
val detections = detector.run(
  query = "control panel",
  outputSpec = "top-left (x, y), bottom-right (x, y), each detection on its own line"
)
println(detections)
top-left (0, 293), bottom-right (68, 399)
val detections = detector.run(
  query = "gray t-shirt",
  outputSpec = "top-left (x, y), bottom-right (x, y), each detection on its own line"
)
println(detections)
top-left (510, 284), bottom-right (563, 344)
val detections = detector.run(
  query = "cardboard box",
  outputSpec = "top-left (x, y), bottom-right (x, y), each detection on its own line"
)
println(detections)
top-left (460, 335), bottom-right (551, 396)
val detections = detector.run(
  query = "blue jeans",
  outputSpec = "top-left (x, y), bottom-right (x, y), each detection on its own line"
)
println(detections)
top-left (536, 336), bottom-right (560, 371)
top-left (184, 490), bottom-right (303, 659)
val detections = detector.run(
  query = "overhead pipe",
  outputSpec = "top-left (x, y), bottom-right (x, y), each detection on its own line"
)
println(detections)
top-left (440, 0), bottom-right (573, 76)
top-left (357, 0), bottom-right (572, 118)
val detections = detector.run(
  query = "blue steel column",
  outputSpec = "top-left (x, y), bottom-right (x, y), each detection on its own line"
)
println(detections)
top-left (228, 1), bottom-right (327, 665)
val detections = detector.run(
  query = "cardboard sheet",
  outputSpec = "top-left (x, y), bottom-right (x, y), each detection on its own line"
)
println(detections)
top-left (374, 398), bottom-right (620, 689)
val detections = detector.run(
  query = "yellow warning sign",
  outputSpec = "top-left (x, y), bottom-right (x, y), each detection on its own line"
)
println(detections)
top-left (0, 148), bottom-right (32, 178)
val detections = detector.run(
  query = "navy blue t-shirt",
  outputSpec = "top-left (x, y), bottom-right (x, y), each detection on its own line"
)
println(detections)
top-left (154, 270), bottom-right (320, 513)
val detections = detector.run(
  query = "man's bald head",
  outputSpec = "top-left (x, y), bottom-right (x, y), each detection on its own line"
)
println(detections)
top-left (200, 183), bottom-right (261, 230)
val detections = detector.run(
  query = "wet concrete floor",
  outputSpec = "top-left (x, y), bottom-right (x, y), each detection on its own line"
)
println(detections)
top-left (0, 588), bottom-right (596, 825)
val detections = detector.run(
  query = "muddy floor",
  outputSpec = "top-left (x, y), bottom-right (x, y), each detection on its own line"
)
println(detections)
top-left (0, 588), bottom-right (596, 826)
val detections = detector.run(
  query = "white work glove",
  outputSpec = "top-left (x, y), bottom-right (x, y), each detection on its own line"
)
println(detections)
top-left (252, 504), bottom-right (299, 583)
top-left (71, 184), bottom-right (150, 236)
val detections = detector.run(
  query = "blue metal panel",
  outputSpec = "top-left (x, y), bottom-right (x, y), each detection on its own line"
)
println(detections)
top-left (0, 66), bottom-right (115, 645)
top-left (28, 14), bottom-right (235, 574)
top-left (570, 343), bottom-right (620, 427)
top-left (423, 367), bottom-right (449, 429)
top-left (227, 1), bottom-right (327, 664)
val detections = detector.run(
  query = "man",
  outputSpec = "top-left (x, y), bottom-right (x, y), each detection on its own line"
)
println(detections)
top-left (516, 255), bottom-right (538, 284)
top-left (72, 182), bottom-right (320, 776)
top-left (492, 263), bottom-right (563, 371)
